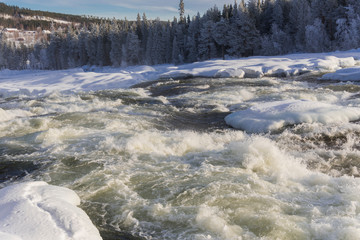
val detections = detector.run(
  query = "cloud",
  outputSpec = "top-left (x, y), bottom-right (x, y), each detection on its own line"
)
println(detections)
top-left (106, 1), bottom-right (178, 13)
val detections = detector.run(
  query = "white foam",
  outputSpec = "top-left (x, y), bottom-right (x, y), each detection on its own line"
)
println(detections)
top-left (225, 100), bottom-right (360, 133)
top-left (106, 130), bottom-right (245, 157)
top-left (0, 181), bottom-right (102, 240)
top-left (0, 108), bottom-right (33, 122)
top-left (196, 205), bottom-right (243, 239)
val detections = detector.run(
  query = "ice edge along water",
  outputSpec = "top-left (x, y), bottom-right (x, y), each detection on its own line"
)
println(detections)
top-left (1, 49), bottom-right (360, 240)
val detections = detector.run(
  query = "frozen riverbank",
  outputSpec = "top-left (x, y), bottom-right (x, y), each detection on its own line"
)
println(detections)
top-left (1, 49), bottom-right (360, 96)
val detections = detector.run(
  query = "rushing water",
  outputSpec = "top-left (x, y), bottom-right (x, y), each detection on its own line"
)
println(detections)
top-left (2, 74), bottom-right (360, 239)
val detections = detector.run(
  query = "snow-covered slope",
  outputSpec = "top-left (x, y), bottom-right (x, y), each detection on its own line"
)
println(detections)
top-left (1, 49), bottom-right (360, 96)
top-left (0, 181), bottom-right (102, 240)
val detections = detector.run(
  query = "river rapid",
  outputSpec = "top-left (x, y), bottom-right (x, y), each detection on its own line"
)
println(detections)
top-left (1, 74), bottom-right (360, 240)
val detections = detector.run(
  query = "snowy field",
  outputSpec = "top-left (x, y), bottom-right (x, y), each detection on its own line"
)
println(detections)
top-left (1, 49), bottom-right (360, 239)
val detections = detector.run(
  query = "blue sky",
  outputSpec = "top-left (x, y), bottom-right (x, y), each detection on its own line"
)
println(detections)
top-left (1, 0), bottom-right (236, 20)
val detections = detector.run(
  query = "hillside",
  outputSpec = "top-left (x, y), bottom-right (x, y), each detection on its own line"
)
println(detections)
top-left (0, 2), bottom-right (106, 30)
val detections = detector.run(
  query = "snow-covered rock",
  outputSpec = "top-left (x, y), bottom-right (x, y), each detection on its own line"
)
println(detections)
top-left (0, 181), bottom-right (102, 240)
top-left (225, 100), bottom-right (360, 133)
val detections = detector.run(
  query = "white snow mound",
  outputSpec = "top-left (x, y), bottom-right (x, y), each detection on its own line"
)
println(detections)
top-left (225, 100), bottom-right (360, 133)
top-left (0, 181), bottom-right (102, 240)
top-left (322, 66), bottom-right (360, 81)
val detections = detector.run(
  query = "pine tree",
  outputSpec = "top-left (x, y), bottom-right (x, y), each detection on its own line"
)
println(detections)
top-left (198, 19), bottom-right (216, 60)
top-left (227, 9), bottom-right (260, 57)
top-left (305, 18), bottom-right (330, 52)
top-left (179, 0), bottom-right (185, 24)
top-left (0, 33), bottom-right (7, 69)
top-left (78, 27), bottom-right (89, 66)
top-left (289, 0), bottom-right (311, 50)
top-left (212, 18), bottom-right (229, 59)
top-left (335, 18), bottom-right (356, 50)
top-left (109, 20), bottom-right (122, 67)
top-left (86, 23), bottom-right (100, 66)
top-left (125, 31), bottom-right (141, 65)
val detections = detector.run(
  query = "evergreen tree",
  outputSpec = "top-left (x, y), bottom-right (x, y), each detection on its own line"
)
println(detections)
top-left (335, 18), bottom-right (356, 50)
top-left (198, 19), bottom-right (216, 60)
top-left (86, 23), bottom-right (99, 66)
top-left (179, 0), bottom-right (185, 24)
top-left (227, 9), bottom-right (260, 57)
top-left (305, 18), bottom-right (330, 52)
top-left (212, 18), bottom-right (229, 59)
top-left (124, 31), bottom-right (141, 65)
top-left (289, 0), bottom-right (311, 50)
top-left (109, 20), bottom-right (122, 66)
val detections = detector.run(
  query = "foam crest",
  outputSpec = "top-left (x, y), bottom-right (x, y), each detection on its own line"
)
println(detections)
top-left (0, 108), bottom-right (33, 122)
top-left (196, 205), bottom-right (243, 239)
top-left (124, 130), bottom-right (245, 156)
top-left (228, 136), bottom-right (307, 181)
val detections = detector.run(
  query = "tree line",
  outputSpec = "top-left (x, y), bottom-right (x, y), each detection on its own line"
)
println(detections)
top-left (1, 0), bottom-right (360, 70)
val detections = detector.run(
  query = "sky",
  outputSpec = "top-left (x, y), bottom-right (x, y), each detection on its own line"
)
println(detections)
top-left (1, 0), bottom-right (237, 20)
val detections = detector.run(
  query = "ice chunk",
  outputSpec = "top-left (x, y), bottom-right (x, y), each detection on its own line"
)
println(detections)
top-left (322, 66), bottom-right (360, 81)
top-left (225, 100), bottom-right (360, 133)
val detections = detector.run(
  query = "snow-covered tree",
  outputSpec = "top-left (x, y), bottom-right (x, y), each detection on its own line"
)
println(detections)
top-left (335, 18), bottom-right (356, 50)
top-left (198, 19), bottom-right (216, 60)
top-left (212, 18), bottom-right (229, 59)
top-left (227, 9), bottom-right (260, 57)
top-left (289, 0), bottom-right (312, 50)
top-left (124, 31), bottom-right (141, 65)
top-left (109, 20), bottom-right (122, 67)
top-left (305, 18), bottom-right (330, 52)
top-left (86, 24), bottom-right (100, 66)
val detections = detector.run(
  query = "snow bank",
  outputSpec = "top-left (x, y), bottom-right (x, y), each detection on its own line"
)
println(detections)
top-left (225, 100), bottom-right (360, 133)
top-left (1, 49), bottom-right (360, 96)
top-left (0, 181), bottom-right (102, 240)
top-left (322, 66), bottom-right (360, 81)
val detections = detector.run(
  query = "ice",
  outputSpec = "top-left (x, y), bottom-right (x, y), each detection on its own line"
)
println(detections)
top-left (225, 100), bottom-right (360, 133)
top-left (322, 66), bottom-right (360, 81)
top-left (0, 181), bottom-right (102, 240)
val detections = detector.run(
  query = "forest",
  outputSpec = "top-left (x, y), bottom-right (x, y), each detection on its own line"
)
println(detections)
top-left (1, 0), bottom-right (360, 70)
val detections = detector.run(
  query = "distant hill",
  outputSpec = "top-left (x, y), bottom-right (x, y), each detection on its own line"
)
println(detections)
top-left (0, 2), bottom-right (108, 30)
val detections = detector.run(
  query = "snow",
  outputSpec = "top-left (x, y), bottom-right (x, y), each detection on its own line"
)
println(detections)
top-left (0, 181), bottom-right (102, 240)
top-left (225, 99), bottom-right (360, 133)
top-left (322, 66), bottom-right (360, 81)
top-left (1, 49), bottom-right (360, 96)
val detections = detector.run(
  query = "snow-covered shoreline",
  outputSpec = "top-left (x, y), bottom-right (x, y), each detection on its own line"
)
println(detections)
top-left (1, 49), bottom-right (360, 97)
